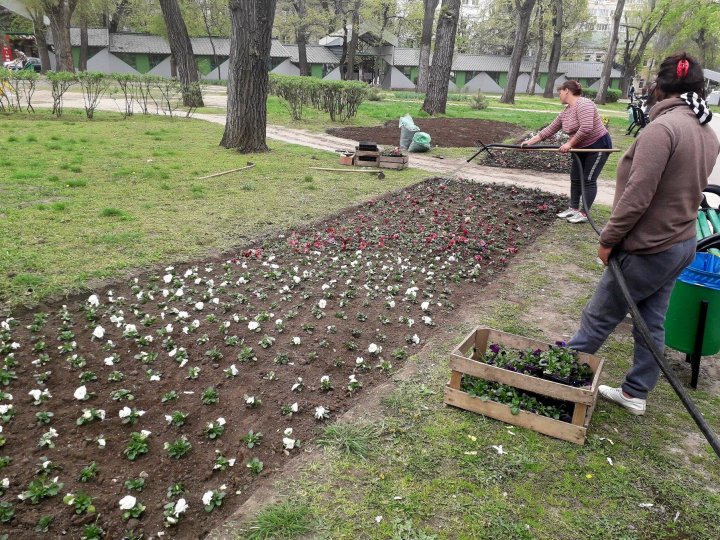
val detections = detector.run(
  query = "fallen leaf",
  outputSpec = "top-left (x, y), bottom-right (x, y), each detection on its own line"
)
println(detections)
top-left (491, 445), bottom-right (507, 455)
top-left (607, 457), bottom-right (614, 466)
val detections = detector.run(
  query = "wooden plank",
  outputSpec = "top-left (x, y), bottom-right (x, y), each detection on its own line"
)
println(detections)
top-left (444, 387), bottom-right (587, 445)
top-left (571, 402), bottom-right (588, 426)
top-left (448, 355), bottom-right (595, 404)
top-left (449, 370), bottom-right (462, 390)
top-left (452, 328), bottom-right (478, 358)
top-left (475, 328), bottom-right (490, 361)
top-left (377, 162), bottom-right (408, 170)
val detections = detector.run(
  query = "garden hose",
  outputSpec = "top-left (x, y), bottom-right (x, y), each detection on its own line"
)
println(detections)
top-left (463, 142), bottom-right (720, 459)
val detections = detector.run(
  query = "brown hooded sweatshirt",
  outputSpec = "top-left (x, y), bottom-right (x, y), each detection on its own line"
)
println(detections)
top-left (600, 97), bottom-right (720, 254)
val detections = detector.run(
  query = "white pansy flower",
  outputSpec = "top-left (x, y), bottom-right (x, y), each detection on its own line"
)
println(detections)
top-left (88, 294), bottom-right (100, 307)
top-left (104, 356), bottom-right (115, 366)
top-left (163, 274), bottom-right (173, 283)
top-left (368, 343), bottom-right (379, 354)
top-left (119, 495), bottom-right (137, 510)
top-left (290, 403), bottom-right (298, 413)
top-left (284, 427), bottom-right (293, 436)
top-left (216, 417), bottom-right (226, 426)
top-left (118, 407), bottom-right (131, 418)
top-left (318, 299), bottom-right (327, 309)
top-left (421, 301), bottom-right (430, 311)
top-left (73, 386), bottom-right (87, 400)
top-left (195, 302), bottom-right (204, 311)
top-left (283, 437), bottom-right (296, 450)
top-left (292, 336), bottom-right (301, 345)
top-left (174, 498), bottom-right (188, 516)
top-left (412, 334), bottom-right (420, 345)
top-left (174, 288), bottom-right (184, 297)
top-left (140, 430), bottom-right (151, 437)
top-left (314, 406), bottom-right (329, 420)
top-left (248, 321), bottom-right (259, 331)
top-left (202, 491), bottom-right (213, 506)
top-left (92, 326), bottom-right (105, 339)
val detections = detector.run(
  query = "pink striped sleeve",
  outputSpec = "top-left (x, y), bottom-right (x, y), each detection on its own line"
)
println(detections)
top-left (538, 112), bottom-right (563, 141)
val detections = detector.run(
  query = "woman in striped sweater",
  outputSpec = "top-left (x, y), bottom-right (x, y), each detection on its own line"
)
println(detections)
top-left (521, 80), bottom-right (612, 224)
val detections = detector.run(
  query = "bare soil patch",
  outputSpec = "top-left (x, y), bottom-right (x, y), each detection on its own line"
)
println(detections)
top-left (0, 179), bottom-right (563, 538)
top-left (326, 118), bottom-right (525, 148)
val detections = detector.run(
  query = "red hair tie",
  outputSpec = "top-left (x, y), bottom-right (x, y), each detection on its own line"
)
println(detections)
top-left (677, 59), bottom-right (689, 78)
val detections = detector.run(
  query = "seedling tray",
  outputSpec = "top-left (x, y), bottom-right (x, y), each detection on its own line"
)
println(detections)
top-left (444, 327), bottom-right (604, 444)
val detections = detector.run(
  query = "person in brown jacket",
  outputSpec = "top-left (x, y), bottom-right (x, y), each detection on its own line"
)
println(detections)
top-left (568, 53), bottom-right (720, 415)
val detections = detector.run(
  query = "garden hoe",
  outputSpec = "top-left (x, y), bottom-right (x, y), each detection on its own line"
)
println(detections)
top-left (450, 141), bottom-right (720, 460)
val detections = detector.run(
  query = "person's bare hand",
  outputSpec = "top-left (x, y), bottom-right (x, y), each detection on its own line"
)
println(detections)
top-left (559, 143), bottom-right (572, 153)
top-left (598, 245), bottom-right (612, 266)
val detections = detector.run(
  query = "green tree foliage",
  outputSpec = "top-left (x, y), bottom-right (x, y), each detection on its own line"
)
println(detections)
top-left (653, 0), bottom-right (720, 70)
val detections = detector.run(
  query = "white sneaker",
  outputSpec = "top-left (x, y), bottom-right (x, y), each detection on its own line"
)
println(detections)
top-left (599, 385), bottom-right (646, 415)
top-left (567, 211), bottom-right (588, 224)
top-left (556, 208), bottom-right (578, 218)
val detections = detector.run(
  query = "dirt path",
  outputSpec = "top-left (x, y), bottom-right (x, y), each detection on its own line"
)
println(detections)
top-left (26, 88), bottom-right (617, 205)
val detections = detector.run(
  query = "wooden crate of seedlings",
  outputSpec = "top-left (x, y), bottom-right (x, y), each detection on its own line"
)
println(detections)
top-left (444, 327), bottom-right (604, 445)
top-left (378, 149), bottom-right (410, 170)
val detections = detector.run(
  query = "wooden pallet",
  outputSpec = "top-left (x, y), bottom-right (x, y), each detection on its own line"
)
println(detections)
top-left (378, 155), bottom-right (409, 170)
top-left (444, 327), bottom-right (604, 445)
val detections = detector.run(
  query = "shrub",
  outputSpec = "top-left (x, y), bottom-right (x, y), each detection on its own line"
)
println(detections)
top-left (269, 74), bottom-right (368, 122)
top-left (77, 71), bottom-right (109, 119)
top-left (366, 86), bottom-right (384, 101)
top-left (469, 91), bottom-right (489, 110)
top-left (46, 71), bottom-right (78, 117)
top-left (583, 87), bottom-right (621, 103)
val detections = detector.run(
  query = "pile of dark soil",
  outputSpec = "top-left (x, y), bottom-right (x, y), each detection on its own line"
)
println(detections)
top-left (327, 118), bottom-right (525, 148)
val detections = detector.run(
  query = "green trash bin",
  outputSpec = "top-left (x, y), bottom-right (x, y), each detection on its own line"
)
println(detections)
top-left (665, 252), bottom-right (720, 387)
top-left (665, 252), bottom-right (720, 357)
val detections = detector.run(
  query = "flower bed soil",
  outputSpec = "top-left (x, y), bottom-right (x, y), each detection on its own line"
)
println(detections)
top-left (326, 118), bottom-right (525, 149)
top-left (478, 131), bottom-right (572, 174)
top-left (0, 179), bottom-right (563, 539)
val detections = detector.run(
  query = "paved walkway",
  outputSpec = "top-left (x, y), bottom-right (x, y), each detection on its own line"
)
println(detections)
top-left (28, 88), bottom-right (617, 205)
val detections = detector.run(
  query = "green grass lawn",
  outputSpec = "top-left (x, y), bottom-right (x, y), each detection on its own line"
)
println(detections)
top-left (0, 110), bottom-right (430, 309)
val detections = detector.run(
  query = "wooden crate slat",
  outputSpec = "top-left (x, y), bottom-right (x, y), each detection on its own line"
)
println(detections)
top-left (448, 355), bottom-right (595, 404)
top-left (444, 387), bottom-right (587, 445)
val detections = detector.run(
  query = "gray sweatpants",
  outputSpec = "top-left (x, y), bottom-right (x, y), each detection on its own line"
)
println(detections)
top-left (569, 237), bottom-right (696, 399)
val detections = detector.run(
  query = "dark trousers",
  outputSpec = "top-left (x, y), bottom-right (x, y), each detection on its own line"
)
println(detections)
top-left (568, 237), bottom-right (696, 398)
top-left (570, 133), bottom-right (612, 211)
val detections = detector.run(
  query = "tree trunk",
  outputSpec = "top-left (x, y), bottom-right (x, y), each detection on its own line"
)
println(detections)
top-left (595, 0), bottom-right (625, 105)
top-left (294, 0), bottom-right (310, 76)
top-left (416, 0), bottom-right (439, 93)
top-left (109, 0), bottom-right (129, 33)
top-left (79, 16), bottom-right (88, 71)
top-left (500, 0), bottom-right (536, 104)
top-left (200, 0), bottom-right (221, 80)
top-left (297, 31), bottom-right (310, 76)
top-left (221, 0), bottom-right (277, 153)
top-left (28, 10), bottom-right (52, 73)
top-left (421, 0), bottom-right (461, 115)
top-left (542, 0), bottom-right (562, 98)
top-left (36, 28), bottom-right (52, 73)
top-left (345, 0), bottom-right (361, 80)
top-left (43, 0), bottom-right (77, 72)
top-left (339, 18), bottom-right (348, 79)
top-left (159, 0), bottom-right (204, 107)
top-left (527, 3), bottom-right (544, 95)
